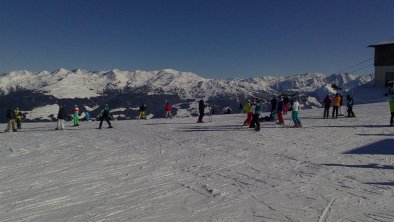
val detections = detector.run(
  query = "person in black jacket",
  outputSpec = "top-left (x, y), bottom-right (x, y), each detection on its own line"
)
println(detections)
top-left (346, 95), bottom-right (356, 117)
top-left (56, 105), bottom-right (67, 130)
top-left (5, 106), bottom-right (17, 132)
top-left (197, 100), bottom-right (207, 123)
top-left (98, 104), bottom-right (113, 129)
top-left (270, 96), bottom-right (278, 121)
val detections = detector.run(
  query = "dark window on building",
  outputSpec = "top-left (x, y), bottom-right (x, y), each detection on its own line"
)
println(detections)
top-left (375, 45), bottom-right (394, 66)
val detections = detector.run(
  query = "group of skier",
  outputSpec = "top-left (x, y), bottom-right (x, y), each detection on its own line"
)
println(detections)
top-left (54, 104), bottom-right (113, 130)
top-left (323, 93), bottom-right (355, 119)
top-left (4, 107), bottom-right (25, 132)
top-left (240, 95), bottom-right (302, 131)
top-left (4, 93), bottom-right (394, 132)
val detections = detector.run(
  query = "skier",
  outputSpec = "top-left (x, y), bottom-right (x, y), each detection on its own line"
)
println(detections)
top-left (339, 94), bottom-right (344, 116)
top-left (165, 102), bottom-right (172, 119)
top-left (277, 96), bottom-right (285, 124)
top-left (5, 106), bottom-right (17, 132)
top-left (390, 96), bottom-right (394, 126)
top-left (323, 94), bottom-right (331, 119)
top-left (292, 97), bottom-right (302, 127)
top-left (243, 100), bottom-right (253, 126)
top-left (197, 100), bottom-right (206, 123)
top-left (332, 93), bottom-right (341, 118)
top-left (98, 104), bottom-right (113, 129)
top-left (283, 95), bottom-right (290, 114)
top-left (56, 105), bottom-right (66, 130)
top-left (250, 98), bottom-right (262, 131)
top-left (71, 105), bottom-right (80, 126)
top-left (138, 103), bottom-right (147, 119)
top-left (346, 95), bottom-right (356, 117)
top-left (270, 96), bottom-right (278, 121)
top-left (15, 107), bottom-right (24, 130)
top-left (239, 102), bottom-right (243, 113)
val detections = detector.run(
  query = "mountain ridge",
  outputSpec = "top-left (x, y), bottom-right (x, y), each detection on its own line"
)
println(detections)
top-left (0, 68), bottom-right (374, 121)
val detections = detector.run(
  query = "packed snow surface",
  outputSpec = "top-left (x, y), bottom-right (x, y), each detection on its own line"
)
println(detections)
top-left (1, 102), bottom-right (394, 221)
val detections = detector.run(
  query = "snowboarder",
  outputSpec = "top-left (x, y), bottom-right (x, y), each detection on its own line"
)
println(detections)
top-left (332, 93), bottom-right (341, 118)
top-left (71, 105), bottom-right (80, 126)
top-left (5, 107), bottom-right (17, 132)
top-left (197, 100), bottom-right (206, 123)
top-left (250, 98), bottom-right (262, 131)
top-left (138, 103), bottom-right (147, 119)
top-left (165, 102), bottom-right (172, 119)
top-left (98, 104), bottom-right (113, 129)
top-left (15, 107), bottom-right (24, 130)
top-left (389, 96), bottom-right (394, 126)
top-left (56, 105), bottom-right (66, 130)
top-left (292, 97), bottom-right (302, 127)
top-left (346, 95), bottom-right (356, 117)
top-left (323, 94), bottom-right (331, 119)
top-left (277, 96), bottom-right (285, 124)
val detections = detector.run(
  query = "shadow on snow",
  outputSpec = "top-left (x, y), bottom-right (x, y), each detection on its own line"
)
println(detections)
top-left (343, 139), bottom-right (394, 155)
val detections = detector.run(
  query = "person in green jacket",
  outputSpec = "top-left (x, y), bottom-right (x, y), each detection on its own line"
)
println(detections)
top-left (389, 96), bottom-right (394, 126)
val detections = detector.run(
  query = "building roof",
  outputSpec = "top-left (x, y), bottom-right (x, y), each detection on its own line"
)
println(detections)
top-left (368, 40), bottom-right (394, 47)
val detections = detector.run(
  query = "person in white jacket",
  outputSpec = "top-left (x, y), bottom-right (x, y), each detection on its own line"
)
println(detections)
top-left (291, 98), bottom-right (302, 128)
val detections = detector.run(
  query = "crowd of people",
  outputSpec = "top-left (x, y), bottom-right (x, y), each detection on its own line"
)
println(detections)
top-left (323, 93), bottom-right (356, 119)
top-left (4, 93), bottom-right (394, 132)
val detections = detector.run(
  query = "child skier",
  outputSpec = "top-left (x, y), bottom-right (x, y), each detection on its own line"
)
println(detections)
top-left (165, 102), bottom-right (172, 119)
top-left (277, 96), bottom-right (285, 124)
top-left (292, 97), bottom-right (302, 127)
top-left (98, 104), bottom-right (113, 129)
top-left (138, 103), bottom-right (147, 119)
top-left (250, 98), bottom-right (262, 131)
top-left (56, 105), bottom-right (66, 130)
top-left (243, 100), bottom-right (253, 126)
top-left (71, 105), bottom-right (80, 126)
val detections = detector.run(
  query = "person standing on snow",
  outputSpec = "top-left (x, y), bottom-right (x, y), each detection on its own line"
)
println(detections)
top-left (250, 98), bottom-right (262, 131)
top-left (165, 102), bottom-right (172, 119)
top-left (71, 105), bottom-right (80, 126)
top-left (332, 93), bottom-right (341, 119)
top-left (15, 107), bottom-right (24, 130)
top-left (4, 106), bottom-right (17, 132)
top-left (138, 103), bottom-right (147, 119)
top-left (389, 96), bottom-right (394, 126)
top-left (346, 95), bottom-right (356, 117)
top-left (56, 105), bottom-right (66, 130)
top-left (283, 95), bottom-right (290, 114)
top-left (292, 97), bottom-right (302, 127)
top-left (270, 96), bottom-right (278, 121)
top-left (197, 100), bottom-right (207, 123)
top-left (243, 100), bottom-right (253, 126)
top-left (339, 94), bottom-right (344, 116)
top-left (277, 96), bottom-right (285, 124)
top-left (323, 94), bottom-right (331, 119)
top-left (98, 104), bottom-right (113, 129)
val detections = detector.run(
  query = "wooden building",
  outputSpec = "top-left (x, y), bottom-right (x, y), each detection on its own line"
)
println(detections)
top-left (369, 40), bottom-right (394, 86)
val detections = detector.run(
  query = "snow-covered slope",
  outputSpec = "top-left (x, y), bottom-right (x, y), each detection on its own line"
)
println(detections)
top-left (1, 102), bottom-right (393, 221)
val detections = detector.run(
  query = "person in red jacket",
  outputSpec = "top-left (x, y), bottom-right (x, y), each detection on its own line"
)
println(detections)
top-left (165, 102), bottom-right (172, 119)
top-left (323, 94), bottom-right (331, 119)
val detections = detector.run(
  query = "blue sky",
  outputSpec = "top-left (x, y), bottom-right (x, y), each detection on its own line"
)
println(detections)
top-left (0, 0), bottom-right (393, 79)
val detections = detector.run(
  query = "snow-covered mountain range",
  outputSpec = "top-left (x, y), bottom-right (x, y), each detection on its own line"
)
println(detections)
top-left (0, 68), bottom-right (373, 121)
